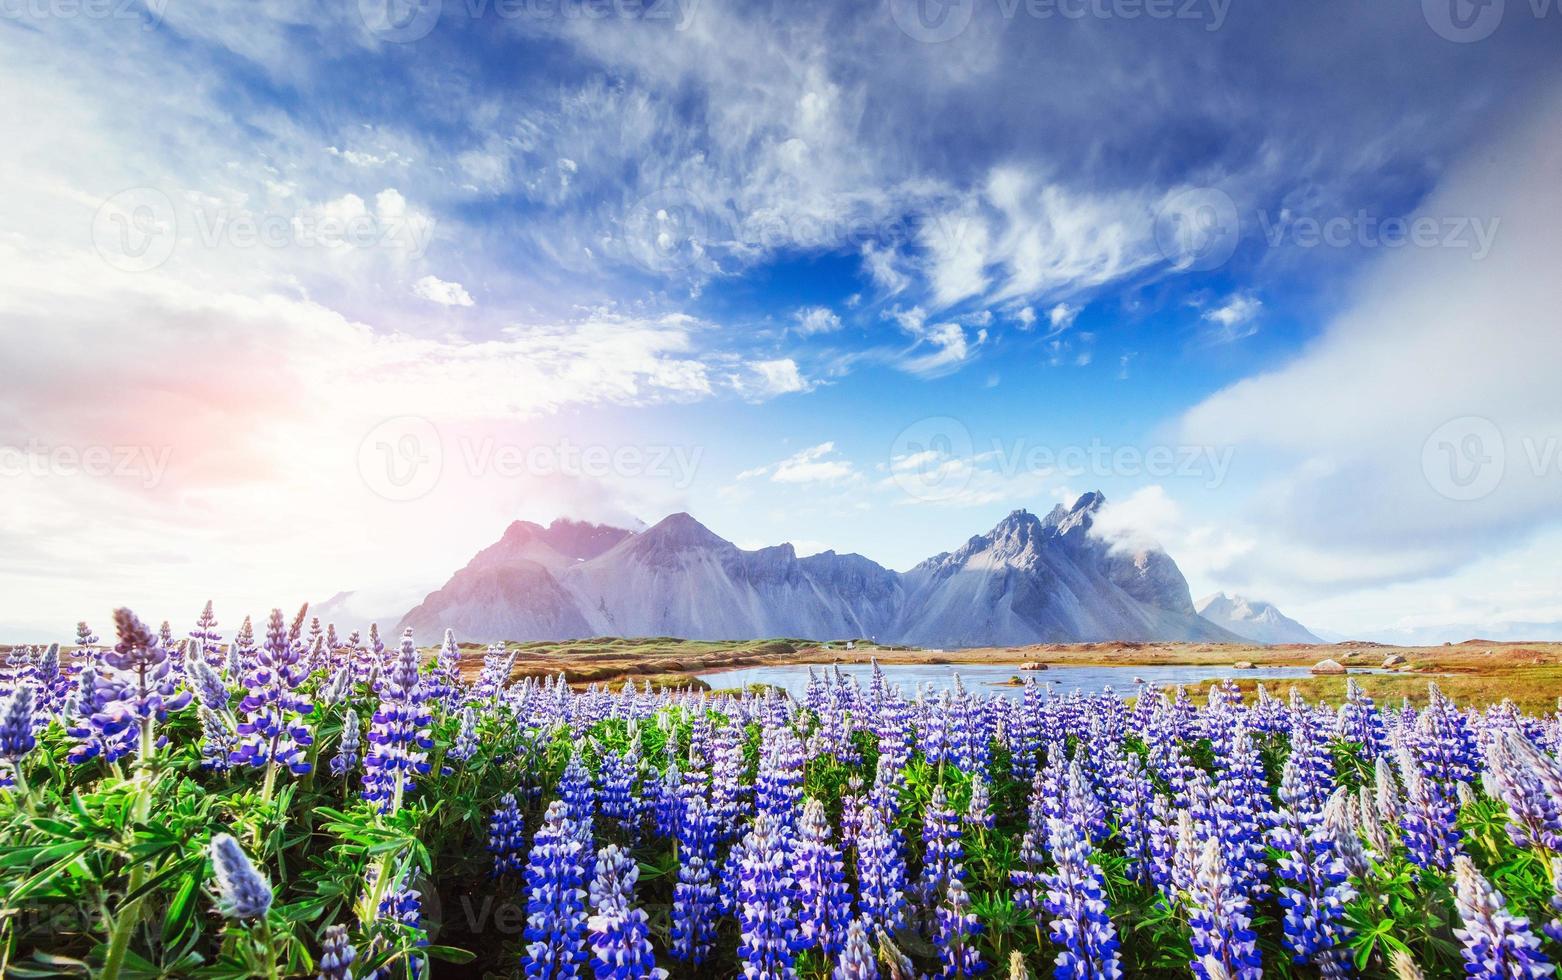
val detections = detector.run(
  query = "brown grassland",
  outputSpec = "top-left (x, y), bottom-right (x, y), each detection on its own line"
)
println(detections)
top-left (448, 635), bottom-right (1562, 714)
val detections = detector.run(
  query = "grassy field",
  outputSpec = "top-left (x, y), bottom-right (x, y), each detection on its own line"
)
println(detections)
top-left (442, 634), bottom-right (1562, 711)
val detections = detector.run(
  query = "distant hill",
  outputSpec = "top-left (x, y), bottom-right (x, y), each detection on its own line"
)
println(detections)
top-left (397, 493), bottom-right (1243, 647)
top-left (1195, 592), bottom-right (1323, 645)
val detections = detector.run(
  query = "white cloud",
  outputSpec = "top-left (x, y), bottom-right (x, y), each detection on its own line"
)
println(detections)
top-left (412, 275), bottom-right (475, 307)
top-left (1047, 302), bottom-right (1080, 334)
top-left (739, 442), bottom-right (858, 485)
top-left (738, 358), bottom-right (811, 399)
top-left (1178, 91), bottom-right (1562, 596)
top-left (1200, 293), bottom-right (1261, 343)
top-left (793, 306), bottom-right (842, 335)
top-left (885, 306), bottom-right (985, 377)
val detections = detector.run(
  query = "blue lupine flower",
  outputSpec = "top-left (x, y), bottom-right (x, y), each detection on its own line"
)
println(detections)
top-left (856, 803), bottom-right (908, 934)
top-left (333, 709), bottom-right (361, 777)
top-left (198, 706), bottom-right (236, 771)
top-left (0, 682), bottom-right (36, 764)
top-left (586, 843), bottom-right (666, 979)
top-left (448, 706), bottom-right (479, 765)
top-left (230, 608), bottom-right (314, 776)
top-left (559, 749), bottom-right (597, 844)
top-left (834, 918), bottom-right (880, 980)
top-left (921, 784), bottom-right (964, 911)
top-left (671, 794), bottom-right (720, 965)
top-left (965, 777), bottom-right (994, 831)
top-left (733, 810), bottom-right (798, 980)
top-left (522, 800), bottom-right (590, 978)
top-left (1187, 838), bottom-right (1263, 980)
top-left (1337, 679), bottom-right (1388, 760)
top-left (318, 923), bottom-right (358, 980)
top-left (489, 793), bottom-right (527, 878)
top-left (1270, 805), bottom-right (1355, 976)
top-left (361, 631), bottom-right (433, 813)
top-left (210, 833), bottom-right (273, 920)
top-left (934, 875), bottom-right (983, 979)
top-left (1452, 855), bottom-right (1553, 979)
top-left (188, 657), bottom-right (231, 714)
top-left (1043, 817), bottom-right (1121, 980)
top-left (1396, 743), bottom-right (1462, 872)
top-left (795, 798), bottom-right (851, 957)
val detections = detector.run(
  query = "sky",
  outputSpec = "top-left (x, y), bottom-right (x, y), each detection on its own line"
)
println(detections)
top-left (1, 0), bottom-right (1560, 643)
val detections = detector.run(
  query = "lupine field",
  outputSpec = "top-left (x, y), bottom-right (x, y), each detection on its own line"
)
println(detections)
top-left (2, 606), bottom-right (1562, 978)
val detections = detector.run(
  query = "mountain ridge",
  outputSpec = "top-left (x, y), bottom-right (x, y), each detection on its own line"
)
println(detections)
top-left (397, 494), bottom-right (1245, 647)
top-left (1195, 591), bottom-right (1323, 645)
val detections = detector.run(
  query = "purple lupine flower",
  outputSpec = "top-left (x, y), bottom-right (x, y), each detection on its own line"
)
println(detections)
top-left (597, 747), bottom-right (637, 834)
top-left (795, 798), bottom-right (852, 957)
top-left (63, 666), bottom-right (137, 764)
top-left (318, 923), bottom-right (357, 980)
top-left (189, 600), bottom-right (222, 669)
top-left (1214, 728), bottom-right (1272, 898)
top-left (1485, 735), bottom-right (1562, 850)
top-left (317, 925), bottom-right (357, 975)
top-left (1452, 855), bottom-right (1553, 979)
top-left (1043, 817), bottom-right (1121, 980)
top-left (74, 621), bottom-right (97, 659)
top-left (1544, 858), bottom-right (1562, 944)
top-left (230, 608), bottom-right (314, 776)
top-left (965, 777), bottom-right (994, 831)
top-left (1187, 838), bottom-right (1263, 980)
top-left (1323, 788), bottom-right (1371, 880)
top-left (210, 833), bottom-right (273, 920)
top-left (1281, 694), bottom-right (1336, 818)
top-left (522, 800), bottom-right (590, 978)
top-left (1013, 766), bottom-right (1049, 909)
top-left (559, 749), bottom-right (597, 844)
top-left (473, 644), bottom-right (518, 703)
top-left (361, 631), bottom-right (433, 813)
top-left (332, 708), bottom-right (361, 777)
top-left (0, 683), bottom-right (37, 766)
top-left (586, 844), bottom-right (666, 979)
top-left (934, 875), bottom-right (983, 979)
top-left (489, 793), bottom-right (527, 878)
top-left (653, 762), bottom-right (683, 840)
top-left (424, 629), bottom-right (464, 711)
top-left (198, 706), bottom-right (236, 771)
top-left (188, 657), bottom-right (231, 714)
top-left (856, 803), bottom-right (908, 933)
top-left (448, 707), bottom-right (479, 765)
top-left (1417, 685), bottom-right (1479, 787)
top-left (733, 810), bottom-right (799, 980)
top-left (755, 726), bottom-right (805, 819)
top-left (1396, 743), bottom-right (1462, 872)
top-left (834, 918), bottom-right (880, 980)
top-left (321, 665), bottom-right (354, 708)
top-left (1338, 679), bottom-right (1388, 760)
top-left (1270, 805), bottom-right (1355, 976)
top-left (921, 784), bottom-right (964, 911)
top-left (671, 794), bottom-right (720, 966)
top-left (104, 607), bottom-right (192, 749)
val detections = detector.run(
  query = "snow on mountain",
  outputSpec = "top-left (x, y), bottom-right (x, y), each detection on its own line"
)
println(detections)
top-left (1195, 591), bottom-right (1323, 645)
top-left (393, 493), bottom-right (1242, 647)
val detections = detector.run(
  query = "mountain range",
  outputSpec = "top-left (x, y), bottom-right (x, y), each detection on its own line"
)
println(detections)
top-left (396, 491), bottom-right (1253, 647)
top-left (1195, 591), bottom-right (1323, 645)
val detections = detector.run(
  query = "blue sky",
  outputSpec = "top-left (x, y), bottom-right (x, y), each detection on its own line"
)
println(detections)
top-left (2, 0), bottom-right (1561, 641)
